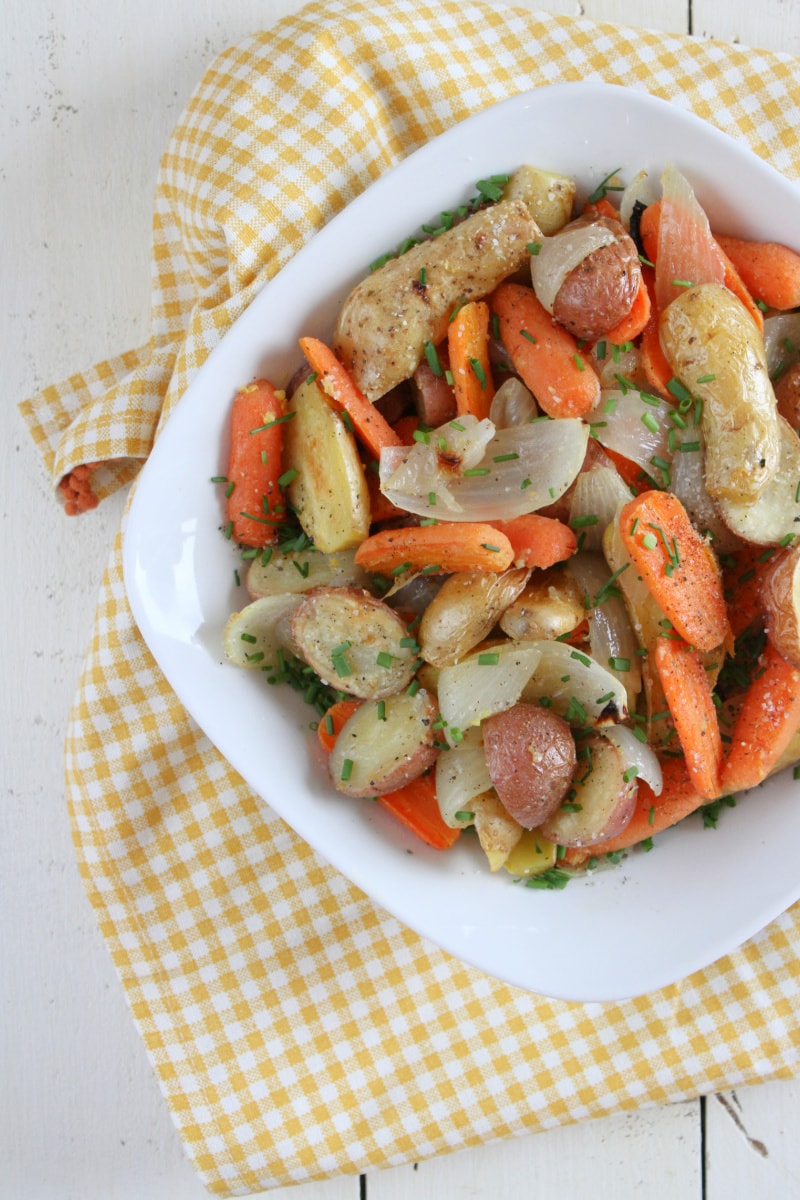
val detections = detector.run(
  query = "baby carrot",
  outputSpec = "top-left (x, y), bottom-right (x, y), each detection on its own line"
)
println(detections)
top-left (619, 491), bottom-right (732, 652)
top-left (486, 513), bottom-right (577, 569)
top-left (299, 336), bottom-right (403, 460)
top-left (317, 699), bottom-right (362, 754)
top-left (354, 522), bottom-right (514, 576)
top-left (716, 243), bottom-right (764, 331)
top-left (226, 379), bottom-right (286, 548)
top-left (447, 300), bottom-right (494, 421)
top-left (489, 281), bottom-right (600, 418)
top-left (377, 771), bottom-right (461, 850)
top-left (654, 637), bottom-right (723, 799)
top-left (715, 235), bottom-right (800, 311)
top-left (720, 640), bottom-right (800, 794)
top-left (603, 275), bottom-right (651, 345)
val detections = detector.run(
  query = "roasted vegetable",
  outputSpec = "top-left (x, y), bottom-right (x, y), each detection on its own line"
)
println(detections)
top-left (328, 690), bottom-right (439, 797)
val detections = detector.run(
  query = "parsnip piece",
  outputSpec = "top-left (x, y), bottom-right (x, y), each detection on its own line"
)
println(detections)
top-left (503, 165), bottom-right (576, 235)
top-left (283, 377), bottom-right (370, 553)
top-left (291, 586), bottom-right (417, 700)
top-left (328, 690), bottom-right (438, 798)
top-left (659, 283), bottom-right (780, 504)
top-left (222, 594), bottom-right (300, 668)
top-left (333, 199), bottom-right (539, 401)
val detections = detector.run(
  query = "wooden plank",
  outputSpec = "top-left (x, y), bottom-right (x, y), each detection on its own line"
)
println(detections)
top-left (692, 0), bottom-right (800, 55)
top-left (518, 0), bottom-right (688, 29)
top-left (705, 1081), bottom-right (800, 1198)
top-left (368, 1103), bottom-right (700, 1198)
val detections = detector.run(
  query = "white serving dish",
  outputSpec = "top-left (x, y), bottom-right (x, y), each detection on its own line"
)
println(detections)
top-left (123, 82), bottom-right (800, 1001)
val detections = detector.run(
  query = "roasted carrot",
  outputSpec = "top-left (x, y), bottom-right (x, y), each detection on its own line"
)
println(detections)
top-left (489, 282), bottom-right (600, 418)
top-left (354, 522), bottom-right (514, 576)
top-left (377, 771), bottom-right (461, 850)
top-left (317, 699), bottom-right (362, 754)
top-left (717, 243), bottom-right (764, 331)
top-left (365, 467), bottom-right (407, 526)
top-left (715, 235), bottom-right (800, 311)
top-left (603, 275), bottom-right (652, 345)
top-left (638, 200), bottom-right (661, 268)
top-left (582, 196), bottom-right (620, 222)
top-left (619, 491), bottom-right (732, 652)
top-left (722, 545), bottom-right (768, 639)
top-left (487, 513), bottom-right (577, 569)
top-left (562, 755), bottom-right (709, 865)
top-left (447, 300), bottom-right (494, 421)
top-left (602, 446), bottom-right (654, 494)
top-left (654, 637), bottom-right (723, 799)
top-left (720, 641), bottom-right (800, 794)
top-left (299, 336), bottom-right (403, 459)
top-left (226, 379), bottom-right (286, 548)
top-left (639, 315), bottom-right (674, 398)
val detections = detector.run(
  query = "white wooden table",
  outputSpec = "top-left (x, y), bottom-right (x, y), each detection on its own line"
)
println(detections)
top-left (3, 1), bottom-right (800, 1196)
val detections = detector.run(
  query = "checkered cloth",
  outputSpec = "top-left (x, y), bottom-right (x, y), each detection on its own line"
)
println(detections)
top-left (19, 1), bottom-right (800, 1193)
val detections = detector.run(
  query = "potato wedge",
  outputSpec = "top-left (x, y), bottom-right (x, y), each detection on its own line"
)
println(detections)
top-left (498, 566), bottom-right (584, 642)
top-left (418, 567), bottom-right (530, 667)
top-left (539, 733), bottom-right (637, 848)
top-left (222, 594), bottom-right (300, 668)
top-left (761, 542), bottom-right (800, 667)
top-left (503, 165), bottom-right (575, 235)
top-left (716, 416), bottom-right (800, 545)
top-left (328, 689), bottom-right (438, 797)
top-left (283, 376), bottom-right (370, 552)
top-left (470, 789), bottom-right (524, 872)
top-left (247, 546), bottom-right (366, 599)
top-left (659, 283), bottom-right (780, 504)
top-left (502, 828), bottom-right (558, 878)
top-left (291, 586), bottom-right (417, 699)
top-left (333, 199), bottom-right (539, 401)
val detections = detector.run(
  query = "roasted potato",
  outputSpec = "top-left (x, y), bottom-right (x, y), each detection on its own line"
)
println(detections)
top-left (715, 415), bottom-right (800, 545)
top-left (470, 789), bottom-right (524, 872)
top-left (482, 703), bottom-right (577, 829)
top-left (760, 542), bottom-right (800, 667)
top-left (539, 733), bottom-right (637, 848)
top-left (291, 586), bottom-right (418, 699)
top-left (503, 165), bottom-right (575, 235)
top-left (328, 690), bottom-right (438, 798)
top-left (498, 566), bottom-right (584, 642)
top-left (246, 547), bottom-right (366, 599)
top-left (283, 376), bottom-right (370, 552)
top-left (659, 283), bottom-right (780, 504)
top-left (545, 215), bottom-right (642, 342)
top-left (222, 594), bottom-right (300, 668)
top-left (418, 567), bottom-right (530, 667)
top-left (333, 199), bottom-right (539, 401)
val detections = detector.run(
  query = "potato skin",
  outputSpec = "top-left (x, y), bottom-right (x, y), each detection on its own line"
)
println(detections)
top-left (418, 567), bottom-right (530, 667)
top-left (333, 199), bottom-right (539, 401)
top-left (551, 216), bottom-right (640, 341)
top-left (482, 703), bottom-right (577, 829)
top-left (761, 543), bottom-right (800, 668)
top-left (659, 283), bottom-right (780, 504)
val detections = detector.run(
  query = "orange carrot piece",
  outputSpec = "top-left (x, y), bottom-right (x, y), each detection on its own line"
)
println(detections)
top-left (489, 282), bottom-right (600, 418)
top-left (317, 699), bottom-right (362, 754)
top-left (365, 467), bottom-right (407, 526)
top-left (654, 637), bottom-right (723, 799)
top-left (717, 243), bottom-right (764, 332)
top-left (639, 315), bottom-right (674, 398)
top-left (392, 414), bottom-right (422, 446)
top-left (720, 641), bottom-right (800, 794)
top-left (722, 545), bottom-right (768, 639)
top-left (619, 491), bottom-right (732, 652)
top-left (447, 300), bottom-right (494, 421)
top-left (562, 756), bottom-right (708, 864)
top-left (226, 379), bottom-right (285, 548)
top-left (582, 196), bottom-right (620, 222)
top-left (715, 235), bottom-right (800, 311)
top-left (602, 446), bottom-right (654, 494)
top-left (603, 274), bottom-right (652, 345)
top-left (487, 513), bottom-right (577, 569)
top-left (299, 336), bottom-right (403, 459)
top-left (378, 772), bottom-right (460, 850)
top-left (354, 522), bottom-right (514, 576)
top-left (639, 201), bottom-right (661, 268)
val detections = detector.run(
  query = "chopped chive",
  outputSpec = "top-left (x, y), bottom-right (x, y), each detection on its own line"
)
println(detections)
top-left (210, 475), bottom-right (228, 483)
top-left (520, 329), bottom-right (536, 344)
top-left (527, 240), bottom-right (542, 255)
top-left (462, 467), bottom-right (491, 477)
top-left (376, 651), bottom-right (395, 668)
top-left (278, 467), bottom-right (299, 487)
top-left (424, 341), bottom-right (443, 376)
top-left (623, 766), bottom-right (639, 782)
top-left (608, 656), bottom-right (631, 672)
top-left (469, 358), bottom-right (487, 387)
top-left (377, 701), bottom-right (386, 721)
top-left (493, 452), bottom-right (519, 463)
top-left (641, 411), bottom-right (659, 434)
top-left (454, 810), bottom-right (475, 822)
top-left (340, 759), bottom-right (354, 782)
top-left (478, 652), bottom-right (500, 665)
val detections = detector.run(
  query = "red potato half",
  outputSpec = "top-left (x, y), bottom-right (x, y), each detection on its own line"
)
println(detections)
top-left (483, 703), bottom-right (577, 829)
top-left (760, 543), bottom-right (800, 668)
top-left (539, 733), bottom-right (637, 848)
top-left (328, 689), bottom-right (439, 798)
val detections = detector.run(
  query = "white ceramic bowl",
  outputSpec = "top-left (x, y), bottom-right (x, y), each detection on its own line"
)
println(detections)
top-left (123, 82), bottom-right (800, 1001)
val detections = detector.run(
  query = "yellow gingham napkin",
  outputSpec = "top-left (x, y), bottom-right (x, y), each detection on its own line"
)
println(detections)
top-left (19, 1), bottom-right (800, 1193)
